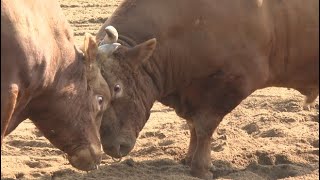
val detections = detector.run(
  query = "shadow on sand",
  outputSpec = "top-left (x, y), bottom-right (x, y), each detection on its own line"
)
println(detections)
top-left (24, 157), bottom-right (318, 180)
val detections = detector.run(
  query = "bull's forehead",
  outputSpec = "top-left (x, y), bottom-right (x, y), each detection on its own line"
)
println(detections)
top-left (97, 44), bottom-right (123, 74)
top-left (97, 43), bottom-right (120, 61)
top-left (97, 50), bottom-right (121, 82)
top-left (97, 55), bottom-right (118, 71)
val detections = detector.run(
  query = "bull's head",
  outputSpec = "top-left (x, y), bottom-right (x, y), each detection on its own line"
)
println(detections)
top-left (95, 26), bottom-right (157, 158)
top-left (29, 34), bottom-right (111, 171)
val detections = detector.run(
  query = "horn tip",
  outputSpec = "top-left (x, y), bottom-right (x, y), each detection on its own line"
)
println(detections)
top-left (105, 26), bottom-right (118, 35)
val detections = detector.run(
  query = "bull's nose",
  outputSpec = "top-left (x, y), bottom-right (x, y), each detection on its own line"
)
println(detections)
top-left (103, 144), bottom-right (121, 158)
top-left (119, 143), bottom-right (133, 156)
top-left (103, 142), bottom-right (133, 158)
top-left (68, 144), bottom-right (102, 171)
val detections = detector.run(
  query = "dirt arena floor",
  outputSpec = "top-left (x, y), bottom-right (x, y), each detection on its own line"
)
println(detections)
top-left (1, 0), bottom-right (319, 179)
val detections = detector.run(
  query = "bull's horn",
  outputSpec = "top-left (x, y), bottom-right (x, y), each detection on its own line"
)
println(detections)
top-left (98, 43), bottom-right (121, 57)
top-left (103, 26), bottom-right (119, 44)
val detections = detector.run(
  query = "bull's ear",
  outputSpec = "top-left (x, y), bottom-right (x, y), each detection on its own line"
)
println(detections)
top-left (126, 38), bottom-right (157, 69)
top-left (82, 33), bottom-right (98, 65)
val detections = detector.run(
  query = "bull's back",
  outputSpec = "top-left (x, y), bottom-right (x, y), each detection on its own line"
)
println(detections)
top-left (103, 0), bottom-right (274, 77)
top-left (283, 0), bottom-right (318, 86)
top-left (264, 0), bottom-right (319, 89)
top-left (102, 0), bottom-right (318, 89)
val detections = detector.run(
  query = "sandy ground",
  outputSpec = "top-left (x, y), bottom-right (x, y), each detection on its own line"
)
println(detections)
top-left (1, 0), bottom-right (319, 179)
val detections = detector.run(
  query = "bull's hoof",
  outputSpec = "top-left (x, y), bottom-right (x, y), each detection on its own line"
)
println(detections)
top-left (190, 169), bottom-right (213, 179)
top-left (302, 101), bottom-right (316, 111)
top-left (303, 104), bottom-right (314, 111)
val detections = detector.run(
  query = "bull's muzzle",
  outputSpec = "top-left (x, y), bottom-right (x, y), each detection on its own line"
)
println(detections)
top-left (67, 144), bottom-right (102, 171)
top-left (102, 140), bottom-right (134, 159)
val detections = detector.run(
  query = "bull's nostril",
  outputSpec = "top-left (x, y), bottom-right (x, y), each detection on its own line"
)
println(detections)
top-left (119, 144), bottom-right (132, 156)
top-left (102, 142), bottom-right (133, 158)
top-left (103, 144), bottom-right (122, 158)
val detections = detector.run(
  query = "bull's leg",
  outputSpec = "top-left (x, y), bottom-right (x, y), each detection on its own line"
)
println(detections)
top-left (190, 111), bottom-right (222, 179)
top-left (181, 120), bottom-right (197, 166)
top-left (1, 84), bottom-right (18, 145)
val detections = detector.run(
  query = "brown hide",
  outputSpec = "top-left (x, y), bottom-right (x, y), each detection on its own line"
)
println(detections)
top-left (96, 0), bottom-right (319, 178)
top-left (1, 0), bottom-right (111, 171)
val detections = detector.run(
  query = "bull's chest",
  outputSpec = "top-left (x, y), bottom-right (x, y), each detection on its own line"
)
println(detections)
top-left (160, 73), bottom-right (247, 119)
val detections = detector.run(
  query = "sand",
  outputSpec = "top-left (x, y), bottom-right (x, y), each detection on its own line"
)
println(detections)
top-left (1, 0), bottom-right (319, 179)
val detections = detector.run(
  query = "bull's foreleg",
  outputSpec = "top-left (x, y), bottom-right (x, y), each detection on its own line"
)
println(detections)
top-left (181, 120), bottom-right (197, 166)
top-left (189, 111), bottom-right (222, 179)
top-left (1, 84), bottom-right (18, 145)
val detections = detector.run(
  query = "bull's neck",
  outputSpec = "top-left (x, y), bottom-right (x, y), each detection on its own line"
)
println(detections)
top-left (46, 47), bottom-right (84, 90)
top-left (9, 34), bottom-right (84, 134)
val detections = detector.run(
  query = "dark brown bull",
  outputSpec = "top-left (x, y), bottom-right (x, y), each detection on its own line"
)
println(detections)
top-left (95, 0), bottom-right (318, 178)
top-left (1, 0), bottom-right (111, 171)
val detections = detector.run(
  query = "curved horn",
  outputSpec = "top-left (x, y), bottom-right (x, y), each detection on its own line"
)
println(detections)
top-left (98, 43), bottom-right (121, 58)
top-left (102, 26), bottom-right (119, 44)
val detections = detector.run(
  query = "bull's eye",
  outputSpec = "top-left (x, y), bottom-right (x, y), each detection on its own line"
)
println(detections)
top-left (97, 95), bottom-right (103, 106)
top-left (114, 84), bottom-right (121, 93)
